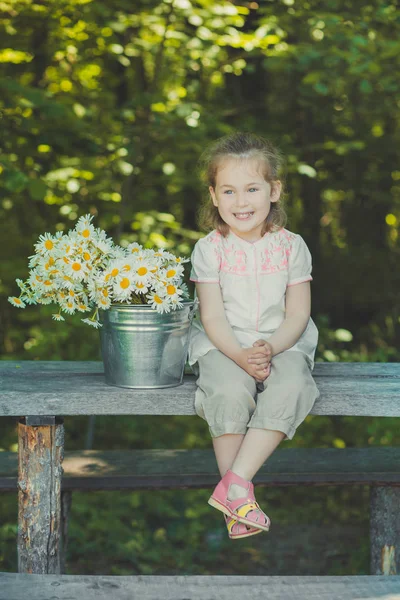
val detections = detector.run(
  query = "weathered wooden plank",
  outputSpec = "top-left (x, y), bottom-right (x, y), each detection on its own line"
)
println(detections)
top-left (1, 360), bottom-right (399, 377)
top-left (1, 361), bottom-right (400, 417)
top-left (1, 448), bottom-right (400, 491)
top-left (17, 419), bottom-right (64, 574)
top-left (1, 574), bottom-right (400, 600)
top-left (370, 486), bottom-right (400, 575)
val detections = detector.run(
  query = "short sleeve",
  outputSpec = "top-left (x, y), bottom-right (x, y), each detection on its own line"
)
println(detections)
top-left (287, 235), bottom-right (313, 286)
top-left (189, 237), bottom-right (220, 283)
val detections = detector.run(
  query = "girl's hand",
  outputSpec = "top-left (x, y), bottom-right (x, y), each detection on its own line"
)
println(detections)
top-left (236, 347), bottom-right (271, 382)
top-left (248, 339), bottom-right (273, 382)
top-left (248, 339), bottom-right (273, 366)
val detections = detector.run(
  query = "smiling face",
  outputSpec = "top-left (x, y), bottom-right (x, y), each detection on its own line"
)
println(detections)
top-left (209, 157), bottom-right (282, 242)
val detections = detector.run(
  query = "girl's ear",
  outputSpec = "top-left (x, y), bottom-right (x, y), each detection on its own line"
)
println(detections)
top-left (270, 180), bottom-right (282, 203)
top-left (209, 185), bottom-right (218, 207)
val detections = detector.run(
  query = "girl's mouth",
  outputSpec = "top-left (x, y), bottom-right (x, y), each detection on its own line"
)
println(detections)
top-left (233, 212), bottom-right (254, 220)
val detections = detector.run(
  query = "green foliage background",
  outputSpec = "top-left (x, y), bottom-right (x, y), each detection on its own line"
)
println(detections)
top-left (0, 0), bottom-right (399, 576)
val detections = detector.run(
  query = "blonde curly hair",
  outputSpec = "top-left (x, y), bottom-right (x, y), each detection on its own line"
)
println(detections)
top-left (196, 131), bottom-right (287, 237)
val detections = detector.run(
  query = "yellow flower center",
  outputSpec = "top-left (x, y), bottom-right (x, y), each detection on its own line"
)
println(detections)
top-left (63, 275), bottom-right (72, 281)
top-left (131, 248), bottom-right (139, 253)
top-left (123, 264), bottom-right (131, 272)
top-left (49, 256), bottom-right (55, 266)
top-left (111, 268), bottom-right (119, 277)
top-left (69, 290), bottom-right (75, 297)
top-left (67, 301), bottom-right (73, 308)
top-left (136, 283), bottom-right (145, 289)
top-left (79, 304), bottom-right (87, 310)
top-left (166, 269), bottom-right (176, 278)
top-left (83, 252), bottom-right (91, 261)
top-left (137, 267), bottom-right (148, 276)
top-left (44, 280), bottom-right (52, 286)
top-left (154, 295), bottom-right (163, 304)
top-left (45, 240), bottom-right (53, 250)
top-left (72, 262), bottom-right (81, 271)
top-left (14, 298), bottom-right (22, 304)
top-left (63, 257), bottom-right (70, 264)
top-left (102, 289), bottom-right (109, 297)
top-left (120, 277), bottom-right (130, 289)
top-left (150, 267), bottom-right (157, 273)
top-left (167, 285), bottom-right (176, 295)
top-left (82, 229), bottom-right (90, 238)
top-left (36, 275), bottom-right (42, 282)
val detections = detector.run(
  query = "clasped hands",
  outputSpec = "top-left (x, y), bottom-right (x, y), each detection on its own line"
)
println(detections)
top-left (237, 339), bottom-right (273, 383)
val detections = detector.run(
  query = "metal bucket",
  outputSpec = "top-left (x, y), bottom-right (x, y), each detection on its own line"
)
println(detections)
top-left (99, 301), bottom-right (196, 389)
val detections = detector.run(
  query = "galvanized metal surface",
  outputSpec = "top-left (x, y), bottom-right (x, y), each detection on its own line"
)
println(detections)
top-left (99, 301), bottom-right (196, 389)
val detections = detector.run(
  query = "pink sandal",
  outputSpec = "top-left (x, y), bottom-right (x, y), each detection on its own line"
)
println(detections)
top-left (224, 514), bottom-right (264, 540)
top-left (208, 469), bottom-right (270, 532)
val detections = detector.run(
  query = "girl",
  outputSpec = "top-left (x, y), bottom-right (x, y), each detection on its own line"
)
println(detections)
top-left (187, 132), bottom-right (320, 540)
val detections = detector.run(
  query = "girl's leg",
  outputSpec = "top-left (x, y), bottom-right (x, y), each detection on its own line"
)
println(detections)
top-left (194, 350), bottom-right (258, 480)
top-left (229, 351), bottom-right (319, 498)
top-left (212, 433), bottom-right (245, 477)
top-left (228, 429), bottom-right (285, 498)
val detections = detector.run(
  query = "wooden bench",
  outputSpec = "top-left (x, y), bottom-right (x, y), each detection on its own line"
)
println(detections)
top-left (0, 361), bottom-right (399, 597)
top-left (1, 572), bottom-right (400, 600)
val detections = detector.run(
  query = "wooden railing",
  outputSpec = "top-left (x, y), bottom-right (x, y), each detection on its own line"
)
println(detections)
top-left (0, 360), bottom-right (399, 599)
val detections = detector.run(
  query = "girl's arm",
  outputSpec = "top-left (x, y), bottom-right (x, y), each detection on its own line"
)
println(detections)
top-left (195, 282), bottom-right (267, 379)
top-left (266, 281), bottom-right (311, 357)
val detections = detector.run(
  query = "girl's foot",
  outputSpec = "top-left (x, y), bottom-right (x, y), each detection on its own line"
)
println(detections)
top-left (224, 514), bottom-right (264, 540)
top-left (208, 469), bottom-right (270, 532)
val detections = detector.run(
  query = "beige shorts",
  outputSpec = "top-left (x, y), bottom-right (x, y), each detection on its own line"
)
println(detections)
top-left (193, 349), bottom-right (320, 441)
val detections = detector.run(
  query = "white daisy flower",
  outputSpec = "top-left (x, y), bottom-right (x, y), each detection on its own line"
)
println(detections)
top-left (8, 296), bottom-right (26, 308)
top-left (63, 258), bottom-right (88, 281)
top-left (158, 264), bottom-right (184, 281)
top-left (75, 214), bottom-right (96, 241)
top-left (91, 228), bottom-right (115, 254)
top-left (60, 298), bottom-right (77, 314)
top-left (164, 283), bottom-right (184, 303)
top-left (133, 281), bottom-right (149, 295)
top-left (147, 291), bottom-right (171, 313)
top-left (81, 318), bottom-right (102, 328)
top-left (113, 274), bottom-right (135, 299)
top-left (127, 242), bottom-right (143, 255)
top-left (52, 313), bottom-right (65, 321)
top-left (96, 295), bottom-right (112, 310)
top-left (132, 258), bottom-right (153, 284)
top-left (34, 232), bottom-right (60, 256)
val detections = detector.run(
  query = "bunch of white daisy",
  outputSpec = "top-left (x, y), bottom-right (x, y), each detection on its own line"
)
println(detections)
top-left (8, 214), bottom-right (190, 328)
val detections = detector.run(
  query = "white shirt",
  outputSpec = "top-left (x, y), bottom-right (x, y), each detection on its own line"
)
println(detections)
top-left (188, 227), bottom-right (319, 369)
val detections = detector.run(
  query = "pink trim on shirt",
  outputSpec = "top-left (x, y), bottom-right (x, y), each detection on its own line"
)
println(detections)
top-left (253, 247), bottom-right (260, 331)
top-left (287, 276), bottom-right (313, 287)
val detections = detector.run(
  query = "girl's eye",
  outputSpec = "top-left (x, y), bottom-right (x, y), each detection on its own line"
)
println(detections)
top-left (223, 190), bottom-right (233, 194)
top-left (249, 188), bottom-right (258, 192)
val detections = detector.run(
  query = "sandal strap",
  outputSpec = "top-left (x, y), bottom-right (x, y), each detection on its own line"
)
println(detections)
top-left (230, 499), bottom-right (268, 525)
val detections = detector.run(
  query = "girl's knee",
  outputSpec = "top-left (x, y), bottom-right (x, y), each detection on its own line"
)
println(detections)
top-left (195, 383), bottom-right (256, 433)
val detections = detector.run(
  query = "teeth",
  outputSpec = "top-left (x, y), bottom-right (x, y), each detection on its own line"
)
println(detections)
top-left (234, 212), bottom-right (254, 218)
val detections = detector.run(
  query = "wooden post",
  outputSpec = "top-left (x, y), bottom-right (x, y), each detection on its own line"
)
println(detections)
top-left (370, 486), bottom-right (400, 575)
top-left (60, 490), bottom-right (72, 574)
top-left (17, 416), bottom-right (64, 574)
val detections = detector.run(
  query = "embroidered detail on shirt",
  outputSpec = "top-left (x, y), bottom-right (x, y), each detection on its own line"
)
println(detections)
top-left (220, 244), bottom-right (248, 274)
top-left (259, 230), bottom-right (295, 274)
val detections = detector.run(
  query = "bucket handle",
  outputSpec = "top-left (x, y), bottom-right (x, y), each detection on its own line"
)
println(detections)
top-left (188, 297), bottom-right (199, 323)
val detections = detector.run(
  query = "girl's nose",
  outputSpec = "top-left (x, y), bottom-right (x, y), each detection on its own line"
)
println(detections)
top-left (236, 194), bottom-right (249, 207)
